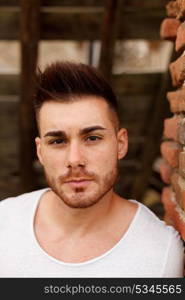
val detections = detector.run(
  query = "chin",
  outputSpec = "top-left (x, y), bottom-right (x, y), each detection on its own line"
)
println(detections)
top-left (58, 190), bottom-right (102, 209)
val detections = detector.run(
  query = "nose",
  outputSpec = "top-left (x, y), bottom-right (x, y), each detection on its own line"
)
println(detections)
top-left (66, 141), bottom-right (85, 169)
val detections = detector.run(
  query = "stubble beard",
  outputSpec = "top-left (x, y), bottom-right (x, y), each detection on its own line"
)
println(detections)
top-left (44, 165), bottom-right (118, 209)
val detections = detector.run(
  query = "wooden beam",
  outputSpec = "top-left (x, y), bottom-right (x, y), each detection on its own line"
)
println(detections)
top-left (0, 0), bottom-right (169, 8)
top-left (19, 0), bottom-right (41, 192)
top-left (99, 0), bottom-right (123, 81)
top-left (0, 6), bottom-right (167, 40)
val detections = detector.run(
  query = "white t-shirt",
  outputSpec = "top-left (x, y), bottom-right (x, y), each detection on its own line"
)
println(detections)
top-left (0, 188), bottom-right (184, 278)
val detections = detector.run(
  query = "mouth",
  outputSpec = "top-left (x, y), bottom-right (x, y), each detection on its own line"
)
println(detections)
top-left (64, 179), bottom-right (93, 188)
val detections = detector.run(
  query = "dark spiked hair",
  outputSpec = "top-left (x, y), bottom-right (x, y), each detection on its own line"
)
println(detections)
top-left (34, 61), bottom-right (120, 127)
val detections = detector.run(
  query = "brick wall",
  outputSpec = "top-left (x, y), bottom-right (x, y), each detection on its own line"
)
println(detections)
top-left (160, 0), bottom-right (185, 242)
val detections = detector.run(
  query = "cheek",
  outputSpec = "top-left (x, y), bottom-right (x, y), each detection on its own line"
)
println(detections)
top-left (41, 150), bottom-right (65, 172)
top-left (91, 145), bottom-right (118, 172)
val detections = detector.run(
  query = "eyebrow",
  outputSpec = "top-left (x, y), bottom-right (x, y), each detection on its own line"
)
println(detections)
top-left (43, 126), bottom-right (106, 138)
top-left (79, 126), bottom-right (106, 135)
top-left (44, 130), bottom-right (66, 138)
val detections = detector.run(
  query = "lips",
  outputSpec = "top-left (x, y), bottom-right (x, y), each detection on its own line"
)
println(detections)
top-left (64, 178), bottom-right (92, 188)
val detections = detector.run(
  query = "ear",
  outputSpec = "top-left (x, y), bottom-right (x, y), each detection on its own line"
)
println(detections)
top-left (117, 128), bottom-right (128, 160)
top-left (35, 137), bottom-right (43, 165)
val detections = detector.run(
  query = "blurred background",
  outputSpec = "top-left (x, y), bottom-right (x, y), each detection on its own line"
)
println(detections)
top-left (0, 0), bottom-right (174, 218)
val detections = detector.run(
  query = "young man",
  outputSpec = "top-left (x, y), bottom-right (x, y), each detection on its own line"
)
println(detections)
top-left (0, 62), bottom-right (184, 277)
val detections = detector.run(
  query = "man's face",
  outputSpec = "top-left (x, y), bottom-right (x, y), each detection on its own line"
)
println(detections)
top-left (35, 97), bottom-right (128, 209)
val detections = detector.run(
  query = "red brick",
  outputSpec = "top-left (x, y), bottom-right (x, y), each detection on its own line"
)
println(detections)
top-left (167, 87), bottom-right (185, 113)
top-left (177, 0), bottom-right (185, 18)
top-left (160, 141), bottom-right (181, 168)
top-left (169, 55), bottom-right (185, 87)
top-left (176, 22), bottom-right (185, 51)
top-left (173, 206), bottom-right (185, 240)
top-left (160, 18), bottom-right (180, 40)
top-left (178, 117), bottom-right (185, 144)
top-left (163, 115), bottom-right (179, 140)
top-left (171, 171), bottom-right (179, 195)
top-left (159, 159), bottom-right (173, 184)
top-left (163, 115), bottom-right (185, 144)
top-left (161, 187), bottom-right (185, 240)
top-left (161, 187), bottom-right (176, 220)
top-left (163, 212), bottom-right (175, 226)
top-left (179, 151), bottom-right (185, 178)
top-left (166, 1), bottom-right (180, 18)
top-left (167, 0), bottom-right (185, 20)
top-left (171, 201), bottom-right (185, 240)
top-left (171, 172), bottom-right (185, 209)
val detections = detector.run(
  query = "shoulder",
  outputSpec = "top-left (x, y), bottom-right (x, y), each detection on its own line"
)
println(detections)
top-left (130, 200), bottom-right (184, 276)
top-left (131, 199), bottom-right (184, 251)
top-left (0, 188), bottom-right (47, 208)
top-left (0, 188), bottom-right (49, 224)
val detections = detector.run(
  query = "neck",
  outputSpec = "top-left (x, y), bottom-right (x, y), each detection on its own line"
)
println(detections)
top-left (37, 189), bottom-right (118, 238)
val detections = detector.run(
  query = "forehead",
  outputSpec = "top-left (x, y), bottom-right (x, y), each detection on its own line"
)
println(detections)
top-left (38, 97), bottom-right (115, 134)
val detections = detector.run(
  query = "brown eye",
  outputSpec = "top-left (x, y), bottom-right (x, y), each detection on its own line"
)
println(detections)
top-left (86, 136), bottom-right (101, 141)
top-left (50, 139), bottom-right (66, 144)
